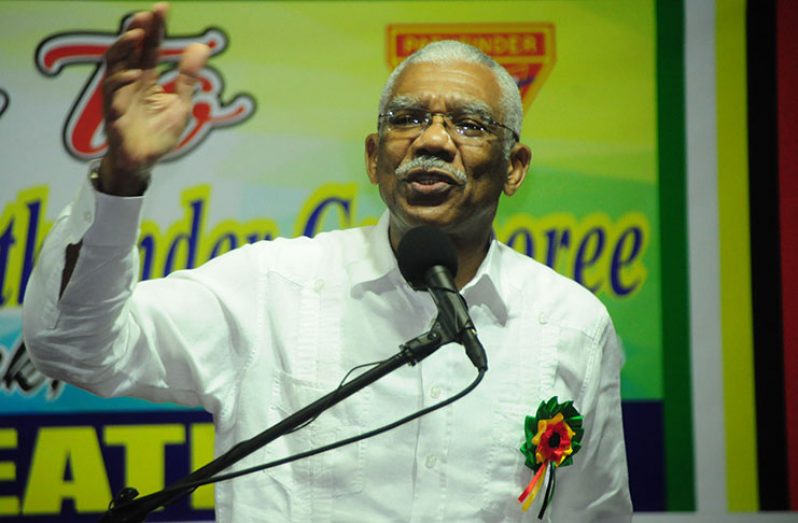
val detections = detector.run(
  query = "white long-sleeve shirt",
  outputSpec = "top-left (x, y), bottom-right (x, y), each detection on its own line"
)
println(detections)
top-left (23, 175), bottom-right (632, 522)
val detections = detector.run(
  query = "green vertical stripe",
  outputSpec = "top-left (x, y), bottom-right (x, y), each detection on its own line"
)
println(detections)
top-left (656, 0), bottom-right (695, 511)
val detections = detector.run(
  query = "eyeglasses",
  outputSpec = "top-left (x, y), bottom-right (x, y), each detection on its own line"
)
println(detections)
top-left (378, 109), bottom-right (519, 144)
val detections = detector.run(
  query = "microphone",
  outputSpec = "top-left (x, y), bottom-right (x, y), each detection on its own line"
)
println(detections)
top-left (396, 226), bottom-right (488, 371)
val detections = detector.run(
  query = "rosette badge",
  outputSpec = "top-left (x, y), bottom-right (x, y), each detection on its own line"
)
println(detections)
top-left (517, 396), bottom-right (584, 518)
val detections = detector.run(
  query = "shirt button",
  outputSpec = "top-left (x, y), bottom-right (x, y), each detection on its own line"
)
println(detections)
top-left (538, 311), bottom-right (548, 324)
top-left (314, 279), bottom-right (325, 291)
top-left (430, 385), bottom-right (442, 399)
top-left (83, 211), bottom-right (92, 223)
top-left (425, 454), bottom-right (438, 469)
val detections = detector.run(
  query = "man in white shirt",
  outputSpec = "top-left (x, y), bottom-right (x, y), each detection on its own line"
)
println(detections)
top-left (22, 3), bottom-right (632, 521)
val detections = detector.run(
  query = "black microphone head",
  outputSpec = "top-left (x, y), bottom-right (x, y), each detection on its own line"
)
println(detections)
top-left (396, 226), bottom-right (458, 288)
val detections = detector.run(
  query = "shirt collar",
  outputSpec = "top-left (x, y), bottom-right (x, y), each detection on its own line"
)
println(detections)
top-left (346, 211), bottom-right (400, 288)
top-left (346, 211), bottom-right (509, 325)
top-left (461, 236), bottom-right (509, 326)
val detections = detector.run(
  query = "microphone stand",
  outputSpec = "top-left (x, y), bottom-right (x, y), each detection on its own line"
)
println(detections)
top-left (100, 323), bottom-right (448, 522)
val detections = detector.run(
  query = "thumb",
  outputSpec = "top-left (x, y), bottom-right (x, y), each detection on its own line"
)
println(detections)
top-left (175, 43), bottom-right (210, 102)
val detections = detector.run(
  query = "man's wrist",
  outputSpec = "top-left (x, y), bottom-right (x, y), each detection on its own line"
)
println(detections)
top-left (94, 156), bottom-right (151, 196)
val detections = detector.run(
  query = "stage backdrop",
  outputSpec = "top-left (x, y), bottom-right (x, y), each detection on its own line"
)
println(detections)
top-left (0, 1), bottom-right (792, 522)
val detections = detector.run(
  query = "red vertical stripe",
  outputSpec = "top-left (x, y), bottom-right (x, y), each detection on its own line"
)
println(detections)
top-left (777, 0), bottom-right (798, 511)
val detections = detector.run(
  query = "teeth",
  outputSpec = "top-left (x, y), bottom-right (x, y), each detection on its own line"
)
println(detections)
top-left (410, 173), bottom-right (448, 184)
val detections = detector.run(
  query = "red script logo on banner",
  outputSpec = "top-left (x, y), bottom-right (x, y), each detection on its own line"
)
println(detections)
top-left (35, 15), bottom-right (255, 161)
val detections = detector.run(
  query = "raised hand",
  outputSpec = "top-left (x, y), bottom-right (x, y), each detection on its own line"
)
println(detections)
top-left (99, 3), bottom-right (210, 196)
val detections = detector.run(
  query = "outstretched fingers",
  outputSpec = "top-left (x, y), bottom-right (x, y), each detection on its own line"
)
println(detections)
top-left (105, 24), bottom-right (146, 78)
top-left (140, 3), bottom-right (168, 70)
top-left (105, 3), bottom-right (167, 76)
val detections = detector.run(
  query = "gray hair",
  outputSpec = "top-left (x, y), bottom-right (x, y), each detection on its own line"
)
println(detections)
top-left (378, 40), bottom-right (523, 153)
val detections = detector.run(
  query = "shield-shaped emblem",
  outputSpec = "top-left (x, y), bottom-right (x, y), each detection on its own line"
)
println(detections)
top-left (386, 23), bottom-right (556, 113)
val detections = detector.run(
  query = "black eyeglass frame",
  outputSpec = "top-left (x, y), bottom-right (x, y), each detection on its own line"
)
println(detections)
top-left (378, 110), bottom-right (520, 144)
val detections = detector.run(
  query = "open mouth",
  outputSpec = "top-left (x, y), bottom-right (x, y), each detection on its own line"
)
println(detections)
top-left (406, 166), bottom-right (464, 185)
top-left (403, 170), bottom-right (461, 200)
top-left (408, 171), bottom-right (455, 184)
top-left (408, 171), bottom-right (454, 190)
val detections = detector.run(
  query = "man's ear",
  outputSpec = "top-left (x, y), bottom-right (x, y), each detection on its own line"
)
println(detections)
top-left (365, 133), bottom-right (380, 184)
top-left (503, 143), bottom-right (532, 196)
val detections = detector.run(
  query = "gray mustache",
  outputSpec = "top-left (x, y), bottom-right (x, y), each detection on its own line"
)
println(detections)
top-left (394, 157), bottom-right (467, 184)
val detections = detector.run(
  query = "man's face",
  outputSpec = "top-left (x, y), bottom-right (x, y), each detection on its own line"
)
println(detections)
top-left (365, 60), bottom-right (530, 245)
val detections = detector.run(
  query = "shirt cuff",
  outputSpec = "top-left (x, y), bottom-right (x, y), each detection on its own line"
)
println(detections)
top-left (77, 165), bottom-right (145, 247)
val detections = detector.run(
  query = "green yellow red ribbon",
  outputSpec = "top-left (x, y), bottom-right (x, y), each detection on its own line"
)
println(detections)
top-left (518, 396), bottom-right (583, 518)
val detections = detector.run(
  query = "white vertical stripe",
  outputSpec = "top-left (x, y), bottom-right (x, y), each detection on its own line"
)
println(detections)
top-left (684, 0), bottom-right (727, 513)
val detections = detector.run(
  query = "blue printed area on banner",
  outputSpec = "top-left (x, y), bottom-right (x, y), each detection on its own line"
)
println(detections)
top-left (0, 309), bottom-right (194, 414)
top-left (0, 403), bottom-right (669, 520)
top-left (0, 411), bottom-right (215, 521)
top-left (622, 400), bottom-right (666, 511)
top-left (0, 313), bottom-right (20, 350)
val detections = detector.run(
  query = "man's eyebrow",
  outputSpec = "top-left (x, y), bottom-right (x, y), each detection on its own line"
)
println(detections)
top-left (450, 100), bottom-right (495, 119)
top-left (384, 96), bottom-right (423, 112)
top-left (385, 96), bottom-right (496, 120)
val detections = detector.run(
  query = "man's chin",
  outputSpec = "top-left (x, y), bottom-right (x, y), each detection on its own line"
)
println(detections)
top-left (404, 187), bottom-right (455, 207)
top-left (394, 206), bottom-right (457, 232)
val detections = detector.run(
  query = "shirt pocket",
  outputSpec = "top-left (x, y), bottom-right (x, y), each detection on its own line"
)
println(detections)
top-left (474, 407), bottom-right (527, 522)
top-left (263, 366), bottom-right (369, 499)
top-left (477, 322), bottom-right (558, 522)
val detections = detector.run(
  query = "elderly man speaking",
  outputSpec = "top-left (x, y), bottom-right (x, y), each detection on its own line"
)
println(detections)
top-left (23, 3), bottom-right (632, 521)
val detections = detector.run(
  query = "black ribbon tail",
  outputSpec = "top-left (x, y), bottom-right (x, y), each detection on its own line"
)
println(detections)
top-left (537, 464), bottom-right (556, 520)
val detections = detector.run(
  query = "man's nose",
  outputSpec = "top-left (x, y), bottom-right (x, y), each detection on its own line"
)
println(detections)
top-left (411, 114), bottom-right (457, 159)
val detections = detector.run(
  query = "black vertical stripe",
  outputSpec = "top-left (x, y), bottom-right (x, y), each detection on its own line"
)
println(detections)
top-left (746, 0), bottom-right (788, 510)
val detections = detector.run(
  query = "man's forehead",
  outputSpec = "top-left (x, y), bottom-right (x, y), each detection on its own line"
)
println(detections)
top-left (387, 60), bottom-right (502, 113)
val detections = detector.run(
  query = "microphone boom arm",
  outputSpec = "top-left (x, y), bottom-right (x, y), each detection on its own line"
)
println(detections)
top-left (100, 325), bottom-right (449, 522)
